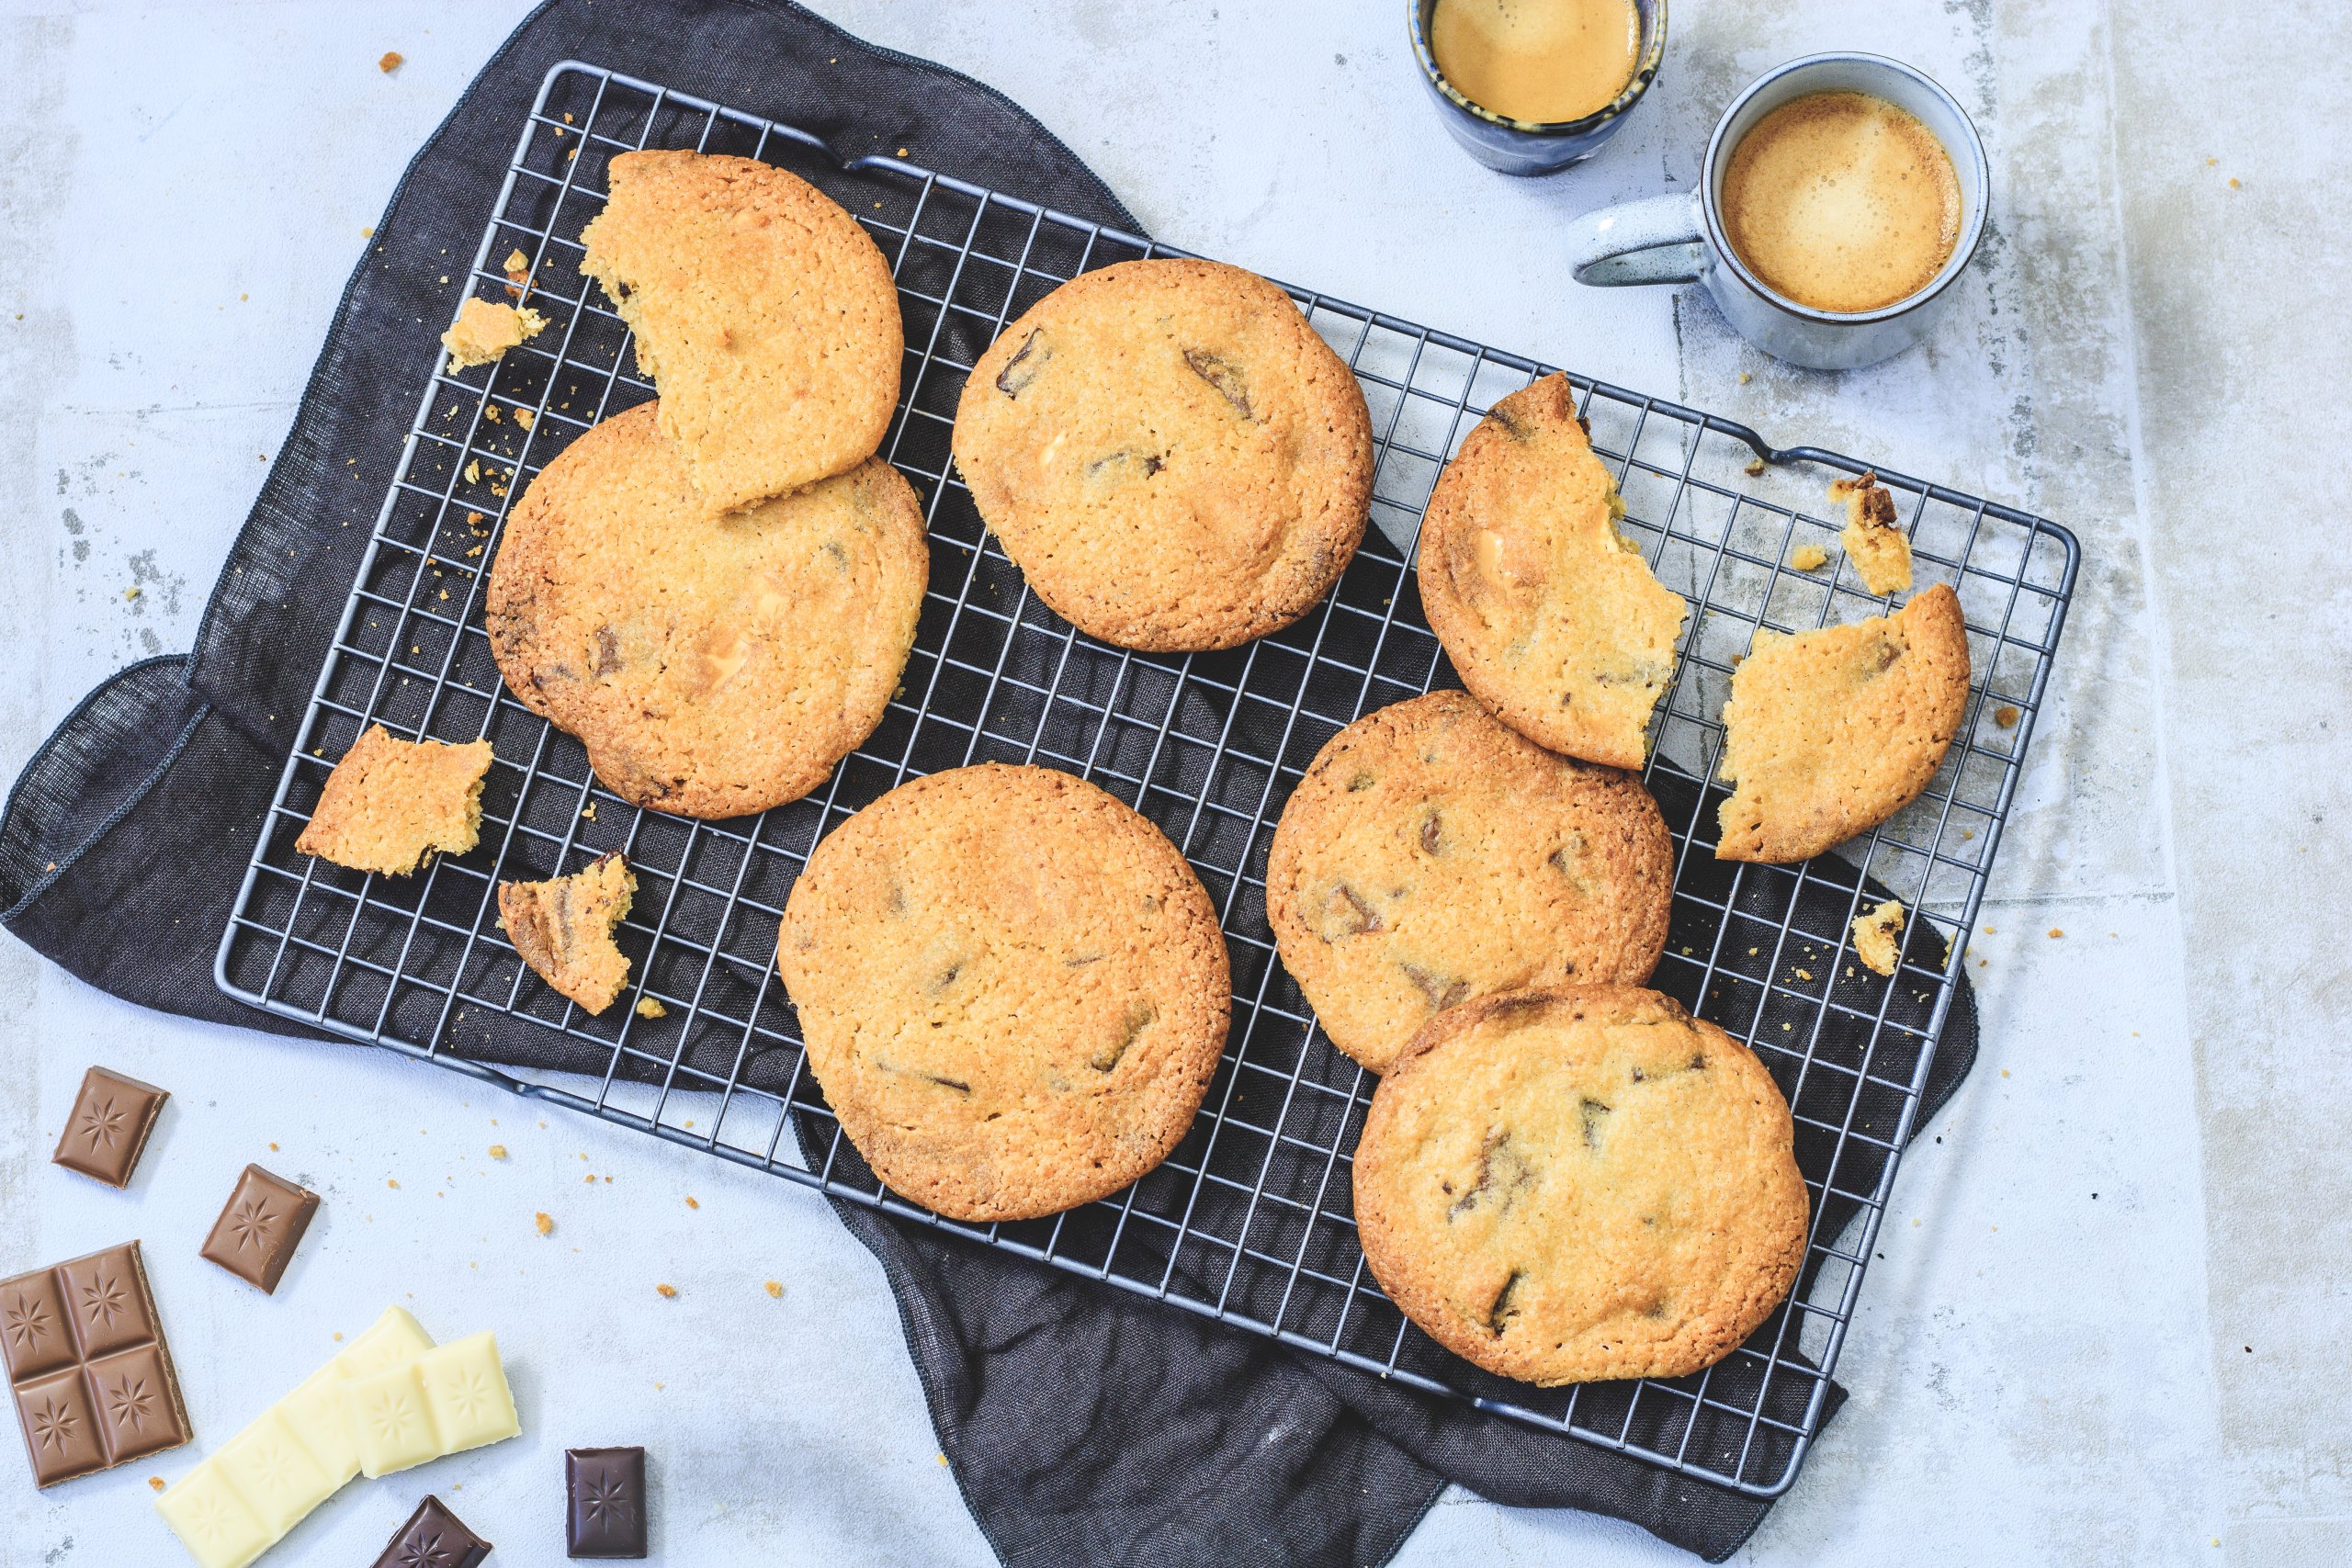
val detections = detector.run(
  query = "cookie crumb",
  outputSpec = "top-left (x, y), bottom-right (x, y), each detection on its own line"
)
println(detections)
top-left (387, 1179), bottom-right (400, 1190)
top-left (441, 297), bottom-right (548, 373)
top-left (489, 1144), bottom-right (508, 1159)
top-left (684, 1196), bottom-right (699, 1210)
top-left (2048, 927), bottom-right (2064, 939)
top-left (1852, 899), bottom-right (1905, 976)
top-left (379, 51), bottom-right (402, 73)
top-left (1994, 705), bottom-right (2019, 728)
top-left (635, 996), bottom-right (666, 1020)
top-left (655, 1283), bottom-right (678, 1299)
top-left (150, 1475), bottom-right (165, 1492)
top-left (1828, 471), bottom-right (1912, 595)
top-left (535, 1212), bottom-right (554, 1236)
top-left (763, 1280), bottom-right (783, 1298)
top-left (1744, 457), bottom-right (1766, 477)
top-left (1790, 543), bottom-right (1828, 572)
top-left (514, 408), bottom-right (536, 432)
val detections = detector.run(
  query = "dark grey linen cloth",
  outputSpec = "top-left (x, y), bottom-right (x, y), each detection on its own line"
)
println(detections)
top-left (0, 3), bottom-right (1976, 1561)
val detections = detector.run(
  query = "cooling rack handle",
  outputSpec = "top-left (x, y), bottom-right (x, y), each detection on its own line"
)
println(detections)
top-left (1562, 190), bottom-right (1706, 288)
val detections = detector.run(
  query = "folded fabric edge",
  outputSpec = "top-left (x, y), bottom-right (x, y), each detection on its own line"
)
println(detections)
top-left (0, 656), bottom-right (210, 923)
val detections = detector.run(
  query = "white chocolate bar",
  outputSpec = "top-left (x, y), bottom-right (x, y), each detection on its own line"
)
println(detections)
top-left (155, 1309), bottom-right (516, 1568)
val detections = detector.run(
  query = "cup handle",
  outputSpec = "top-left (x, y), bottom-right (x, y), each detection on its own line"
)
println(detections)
top-left (1563, 191), bottom-right (1706, 287)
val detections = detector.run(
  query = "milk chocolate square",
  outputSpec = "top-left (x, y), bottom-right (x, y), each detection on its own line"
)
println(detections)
top-left (565, 1446), bottom-right (648, 1557)
top-left (51, 1066), bottom-right (169, 1188)
top-left (3, 1242), bottom-right (189, 1487)
top-left (373, 1493), bottom-right (493, 1568)
top-left (13, 1369), bottom-right (105, 1486)
top-left (198, 1164), bottom-right (321, 1294)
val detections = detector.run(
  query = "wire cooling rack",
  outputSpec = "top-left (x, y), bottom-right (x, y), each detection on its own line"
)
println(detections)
top-left (215, 61), bottom-right (2075, 1497)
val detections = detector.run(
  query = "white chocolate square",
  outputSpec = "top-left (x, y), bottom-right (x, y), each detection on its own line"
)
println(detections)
top-left (210, 1412), bottom-right (335, 1536)
top-left (333, 1306), bottom-right (434, 1380)
top-left (155, 1460), bottom-right (274, 1568)
top-left (273, 1364), bottom-right (361, 1486)
top-left (343, 1360), bottom-right (442, 1477)
top-left (417, 1331), bottom-right (521, 1453)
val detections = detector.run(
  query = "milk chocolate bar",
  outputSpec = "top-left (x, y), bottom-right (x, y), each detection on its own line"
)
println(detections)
top-left (2, 1240), bottom-right (191, 1487)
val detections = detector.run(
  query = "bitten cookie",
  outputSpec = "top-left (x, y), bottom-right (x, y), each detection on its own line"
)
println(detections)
top-left (777, 764), bottom-right (1231, 1222)
top-left (499, 852), bottom-right (636, 1014)
top-left (580, 151), bottom-right (903, 516)
top-left (1417, 374), bottom-right (1689, 769)
top-left (1352, 986), bottom-right (1808, 1386)
top-left (1715, 582), bottom-right (1970, 863)
top-left (296, 725), bottom-right (492, 876)
top-left (950, 257), bottom-right (1373, 651)
top-left (1266, 692), bottom-right (1671, 1073)
top-left (486, 402), bottom-right (926, 819)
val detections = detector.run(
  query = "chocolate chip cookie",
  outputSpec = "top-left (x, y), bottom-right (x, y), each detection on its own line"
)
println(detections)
top-left (1715, 582), bottom-right (1970, 863)
top-left (777, 763), bottom-right (1230, 1222)
top-left (486, 402), bottom-right (926, 819)
top-left (1352, 986), bottom-right (1808, 1385)
top-left (581, 151), bottom-right (902, 517)
top-left (950, 257), bottom-right (1373, 651)
top-left (1266, 692), bottom-right (1671, 1073)
top-left (296, 725), bottom-right (492, 876)
top-left (498, 852), bottom-right (636, 1014)
top-left (1416, 374), bottom-right (1688, 769)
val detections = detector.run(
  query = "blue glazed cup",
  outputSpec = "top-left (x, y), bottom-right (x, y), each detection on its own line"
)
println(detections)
top-left (1408, 0), bottom-right (1668, 176)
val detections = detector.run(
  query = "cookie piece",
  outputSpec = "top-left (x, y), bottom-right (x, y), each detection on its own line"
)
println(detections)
top-left (296, 726), bottom-right (492, 875)
top-left (1715, 583), bottom-right (1971, 863)
top-left (1417, 374), bottom-right (1688, 769)
top-left (1831, 471), bottom-right (1912, 595)
top-left (1851, 897), bottom-right (1906, 976)
top-left (1267, 692), bottom-right (1671, 1073)
top-left (1352, 986), bottom-right (1808, 1385)
top-left (580, 151), bottom-right (902, 517)
top-left (442, 297), bottom-right (547, 373)
top-left (498, 852), bottom-right (637, 1014)
top-left (951, 257), bottom-right (1373, 651)
top-left (777, 764), bottom-right (1230, 1222)
top-left (486, 402), bottom-right (926, 819)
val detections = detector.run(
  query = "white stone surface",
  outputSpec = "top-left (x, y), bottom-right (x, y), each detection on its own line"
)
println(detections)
top-left (0, 0), bottom-right (2330, 1563)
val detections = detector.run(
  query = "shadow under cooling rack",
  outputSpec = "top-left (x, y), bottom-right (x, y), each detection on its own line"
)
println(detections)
top-left (216, 60), bottom-right (2077, 1498)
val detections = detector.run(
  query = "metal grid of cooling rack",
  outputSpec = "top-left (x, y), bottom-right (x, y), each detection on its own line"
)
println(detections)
top-left (214, 60), bottom-right (2076, 1497)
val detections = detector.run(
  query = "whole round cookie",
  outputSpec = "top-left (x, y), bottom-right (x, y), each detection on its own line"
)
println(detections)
top-left (1353, 986), bottom-right (1808, 1386)
top-left (581, 151), bottom-right (903, 517)
top-left (1715, 582), bottom-right (1971, 863)
top-left (486, 402), bottom-right (926, 819)
top-left (1417, 373), bottom-right (1689, 769)
top-left (950, 257), bottom-right (1374, 651)
top-left (1266, 691), bottom-right (1671, 1074)
top-left (777, 763), bottom-right (1232, 1222)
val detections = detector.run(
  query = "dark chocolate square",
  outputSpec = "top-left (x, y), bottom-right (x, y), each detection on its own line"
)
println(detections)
top-left (56, 1246), bottom-right (157, 1359)
top-left (565, 1446), bottom-right (648, 1558)
top-left (373, 1493), bottom-right (493, 1568)
top-left (13, 1368), bottom-right (106, 1486)
top-left (198, 1164), bottom-right (322, 1294)
top-left (51, 1066), bottom-right (169, 1188)
top-left (3, 1242), bottom-right (189, 1487)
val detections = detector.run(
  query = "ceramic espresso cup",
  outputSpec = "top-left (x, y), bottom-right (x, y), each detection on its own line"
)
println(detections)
top-left (1560, 52), bottom-right (1989, 369)
top-left (1409, 0), bottom-right (1669, 176)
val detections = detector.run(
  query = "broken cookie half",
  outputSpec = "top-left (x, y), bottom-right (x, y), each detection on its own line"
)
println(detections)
top-left (296, 724), bottom-right (493, 876)
top-left (498, 852), bottom-right (637, 1014)
top-left (1715, 583), bottom-right (1971, 863)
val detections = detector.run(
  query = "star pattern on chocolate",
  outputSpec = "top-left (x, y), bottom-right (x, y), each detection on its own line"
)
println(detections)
top-left (75, 1269), bottom-right (133, 1333)
top-left (359, 1383), bottom-right (423, 1441)
top-left (26, 1392), bottom-right (83, 1455)
top-left (245, 1433), bottom-right (308, 1493)
top-left (439, 1366), bottom-right (499, 1424)
top-left (394, 1525), bottom-right (455, 1568)
top-left (222, 1195), bottom-right (282, 1256)
top-left (3, 1292), bottom-right (53, 1358)
top-left (71, 1092), bottom-right (132, 1154)
top-left (581, 1472), bottom-right (638, 1529)
top-left (181, 1487), bottom-right (248, 1546)
top-left (98, 1369), bottom-right (160, 1436)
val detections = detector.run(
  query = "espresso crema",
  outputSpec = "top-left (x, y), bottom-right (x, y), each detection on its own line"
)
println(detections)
top-left (1430, 0), bottom-right (1641, 125)
top-left (1718, 91), bottom-right (1962, 315)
